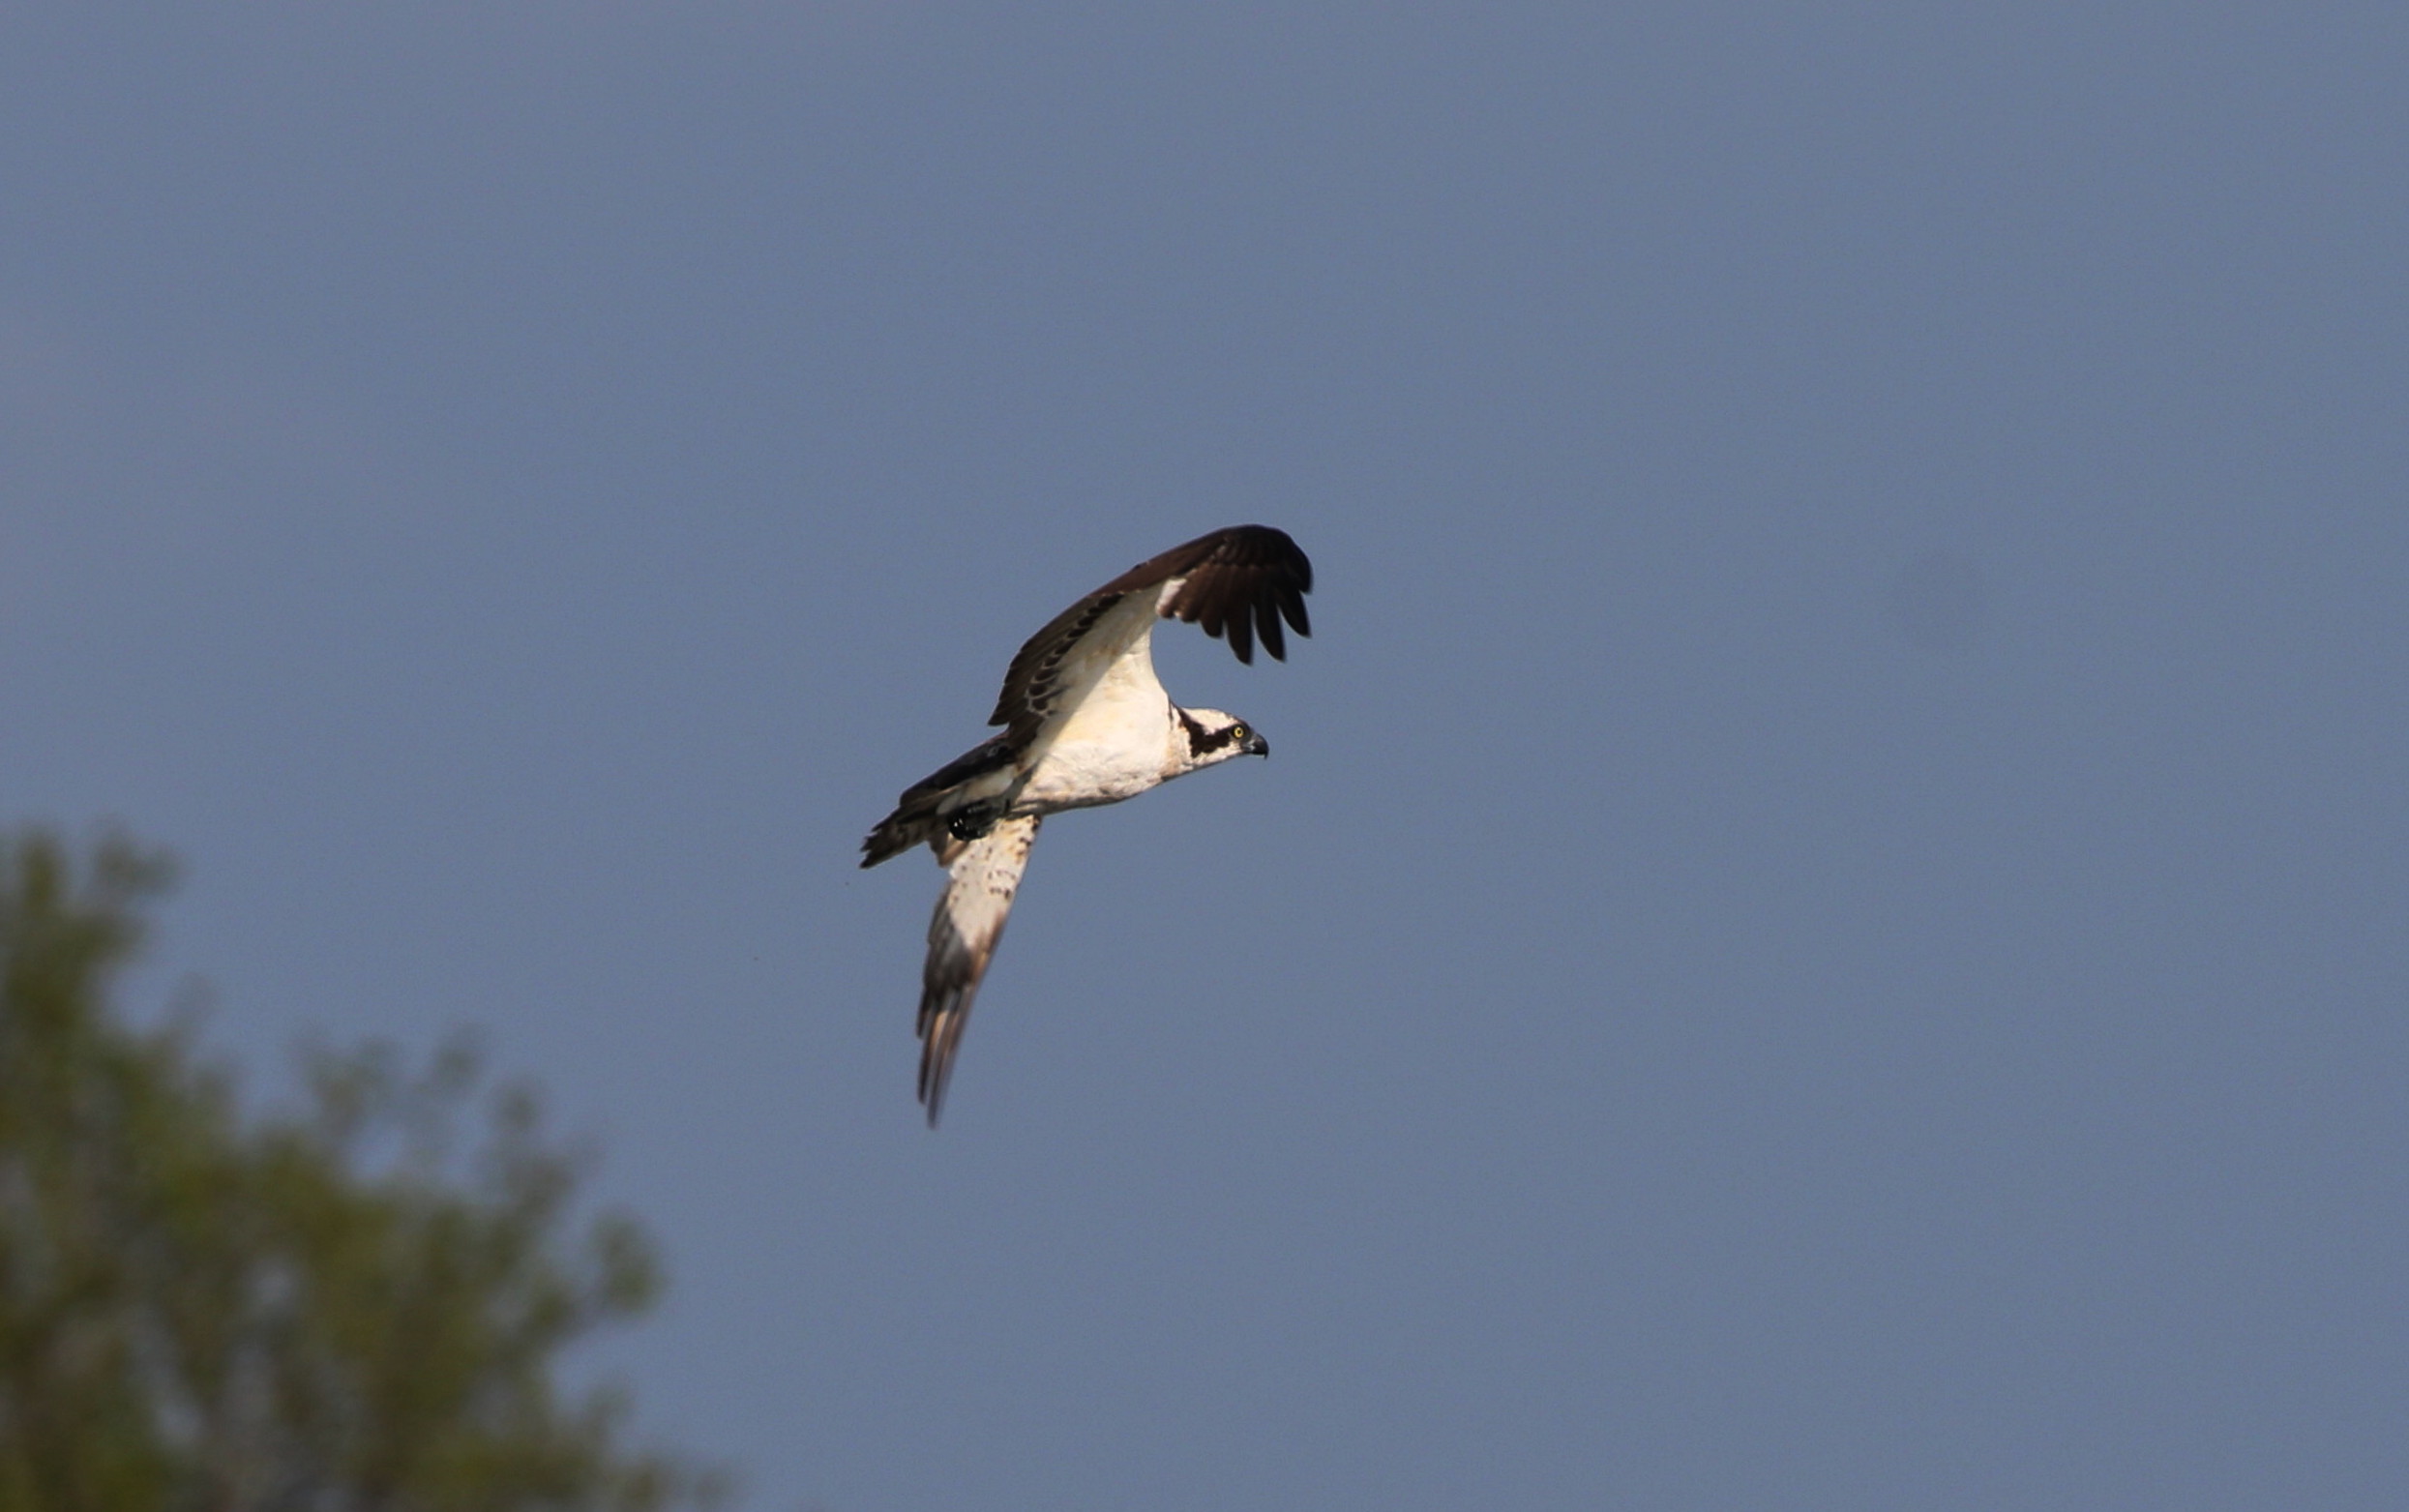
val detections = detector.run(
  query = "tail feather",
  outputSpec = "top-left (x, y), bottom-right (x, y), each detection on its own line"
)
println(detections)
top-left (860, 731), bottom-right (1026, 869)
top-left (860, 800), bottom-right (943, 868)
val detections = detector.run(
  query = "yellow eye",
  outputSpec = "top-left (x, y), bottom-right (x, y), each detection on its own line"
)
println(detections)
top-left (1231, 724), bottom-right (1249, 742)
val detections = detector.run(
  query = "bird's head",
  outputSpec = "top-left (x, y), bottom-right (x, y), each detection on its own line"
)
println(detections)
top-left (1177, 708), bottom-right (1269, 768)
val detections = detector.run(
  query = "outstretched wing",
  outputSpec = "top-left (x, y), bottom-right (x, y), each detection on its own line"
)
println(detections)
top-left (917, 815), bottom-right (1042, 1125)
top-left (986, 525), bottom-right (1313, 728)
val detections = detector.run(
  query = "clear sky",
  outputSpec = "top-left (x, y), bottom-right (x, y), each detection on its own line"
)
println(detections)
top-left (5, 5), bottom-right (2406, 1508)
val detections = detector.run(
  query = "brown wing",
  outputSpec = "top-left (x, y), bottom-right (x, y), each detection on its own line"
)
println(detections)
top-left (985, 525), bottom-right (1313, 726)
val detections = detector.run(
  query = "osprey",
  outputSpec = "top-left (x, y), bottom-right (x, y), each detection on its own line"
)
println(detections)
top-left (861, 524), bottom-right (1313, 1124)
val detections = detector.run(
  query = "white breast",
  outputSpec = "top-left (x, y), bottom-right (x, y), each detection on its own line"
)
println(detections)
top-left (1014, 593), bottom-right (1179, 811)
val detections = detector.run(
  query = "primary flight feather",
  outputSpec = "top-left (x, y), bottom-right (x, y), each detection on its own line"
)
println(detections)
top-left (861, 524), bottom-right (1313, 1124)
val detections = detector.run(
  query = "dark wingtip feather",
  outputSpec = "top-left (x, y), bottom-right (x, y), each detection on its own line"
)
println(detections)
top-left (1226, 601), bottom-right (1255, 663)
top-left (1256, 600), bottom-right (1286, 661)
top-left (917, 984), bottom-right (972, 1126)
top-left (918, 1014), bottom-right (953, 1125)
top-left (1279, 582), bottom-right (1311, 638)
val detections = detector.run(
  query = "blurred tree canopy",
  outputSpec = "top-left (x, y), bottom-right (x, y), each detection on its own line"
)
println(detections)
top-left (0, 830), bottom-right (724, 1512)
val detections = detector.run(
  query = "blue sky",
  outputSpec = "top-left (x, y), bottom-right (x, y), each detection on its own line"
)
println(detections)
top-left (5, 5), bottom-right (2406, 1508)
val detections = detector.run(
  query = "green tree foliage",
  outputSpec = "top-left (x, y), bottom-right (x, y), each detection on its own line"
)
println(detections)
top-left (0, 830), bottom-right (724, 1512)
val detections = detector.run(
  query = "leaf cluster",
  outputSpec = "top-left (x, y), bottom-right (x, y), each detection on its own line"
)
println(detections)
top-left (0, 831), bottom-right (724, 1512)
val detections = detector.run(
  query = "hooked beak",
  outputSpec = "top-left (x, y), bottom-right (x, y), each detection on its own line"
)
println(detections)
top-left (1245, 730), bottom-right (1270, 757)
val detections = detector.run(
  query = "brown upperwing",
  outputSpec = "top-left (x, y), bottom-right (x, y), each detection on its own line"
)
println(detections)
top-left (984, 524), bottom-right (1314, 728)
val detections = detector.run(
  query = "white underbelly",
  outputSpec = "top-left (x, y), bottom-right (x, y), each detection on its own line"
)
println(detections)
top-left (1010, 603), bottom-right (1176, 813)
top-left (1015, 738), bottom-right (1167, 812)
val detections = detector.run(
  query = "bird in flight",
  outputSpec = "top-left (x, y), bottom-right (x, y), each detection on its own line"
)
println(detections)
top-left (861, 524), bottom-right (1313, 1124)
